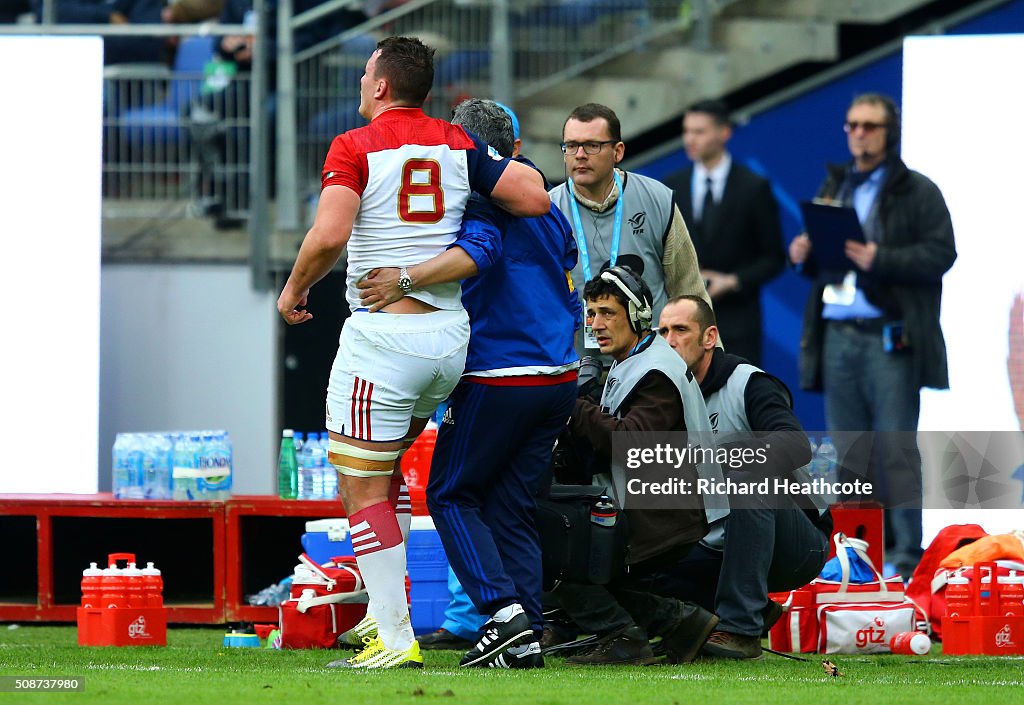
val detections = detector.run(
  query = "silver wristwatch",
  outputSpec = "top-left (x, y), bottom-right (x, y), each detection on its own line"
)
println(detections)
top-left (398, 267), bottom-right (413, 294)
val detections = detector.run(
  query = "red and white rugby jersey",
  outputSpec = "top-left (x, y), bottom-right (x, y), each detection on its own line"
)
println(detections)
top-left (321, 107), bottom-right (509, 311)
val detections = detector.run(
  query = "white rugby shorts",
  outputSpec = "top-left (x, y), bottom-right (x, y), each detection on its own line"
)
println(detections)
top-left (326, 309), bottom-right (470, 442)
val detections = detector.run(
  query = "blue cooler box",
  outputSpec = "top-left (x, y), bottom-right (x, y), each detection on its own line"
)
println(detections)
top-left (301, 515), bottom-right (449, 635)
top-left (302, 518), bottom-right (354, 562)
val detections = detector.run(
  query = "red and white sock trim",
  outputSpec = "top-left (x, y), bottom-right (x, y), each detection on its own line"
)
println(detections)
top-left (350, 502), bottom-right (403, 557)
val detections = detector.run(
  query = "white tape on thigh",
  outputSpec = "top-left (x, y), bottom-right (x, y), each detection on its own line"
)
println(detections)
top-left (329, 440), bottom-right (400, 477)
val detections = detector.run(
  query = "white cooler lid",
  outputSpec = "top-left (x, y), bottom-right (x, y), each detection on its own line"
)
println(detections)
top-left (305, 518), bottom-right (349, 536)
top-left (305, 515), bottom-right (435, 534)
top-left (410, 515), bottom-right (435, 531)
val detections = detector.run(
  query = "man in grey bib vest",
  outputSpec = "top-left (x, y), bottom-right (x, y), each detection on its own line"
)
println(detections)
top-left (658, 295), bottom-right (833, 659)
top-left (551, 267), bottom-right (719, 666)
top-left (549, 103), bottom-right (714, 358)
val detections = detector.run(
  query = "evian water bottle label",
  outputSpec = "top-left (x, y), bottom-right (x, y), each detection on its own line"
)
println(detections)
top-left (128, 616), bottom-right (151, 640)
top-left (994, 624), bottom-right (1016, 649)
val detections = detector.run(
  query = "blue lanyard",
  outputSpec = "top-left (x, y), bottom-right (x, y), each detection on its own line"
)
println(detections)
top-left (568, 170), bottom-right (624, 282)
top-left (628, 332), bottom-right (654, 358)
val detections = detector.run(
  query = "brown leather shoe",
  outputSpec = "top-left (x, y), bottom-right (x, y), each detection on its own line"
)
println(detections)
top-left (661, 603), bottom-right (719, 664)
top-left (565, 625), bottom-right (659, 666)
top-left (701, 630), bottom-right (763, 660)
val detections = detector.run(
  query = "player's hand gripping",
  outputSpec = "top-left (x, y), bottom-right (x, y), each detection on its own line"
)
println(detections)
top-left (357, 268), bottom-right (404, 312)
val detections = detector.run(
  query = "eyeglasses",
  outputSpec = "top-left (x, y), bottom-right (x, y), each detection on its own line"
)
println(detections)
top-left (843, 121), bottom-right (887, 134)
top-left (561, 140), bottom-right (616, 155)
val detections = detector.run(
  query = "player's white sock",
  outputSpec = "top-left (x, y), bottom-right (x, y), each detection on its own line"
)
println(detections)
top-left (395, 482), bottom-right (411, 542)
top-left (389, 469), bottom-right (412, 543)
top-left (350, 501), bottom-right (413, 651)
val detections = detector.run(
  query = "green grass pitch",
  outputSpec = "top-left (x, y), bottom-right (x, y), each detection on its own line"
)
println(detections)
top-left (1, 626), bottom-right (1022, 705)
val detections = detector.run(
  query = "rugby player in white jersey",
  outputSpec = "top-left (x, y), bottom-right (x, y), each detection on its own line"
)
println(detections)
top-left (277, 36), bottom-right (550, 669)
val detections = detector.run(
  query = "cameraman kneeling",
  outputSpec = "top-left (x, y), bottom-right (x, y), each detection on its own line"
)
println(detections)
top-left (550, 267), bottom-right (719, 665)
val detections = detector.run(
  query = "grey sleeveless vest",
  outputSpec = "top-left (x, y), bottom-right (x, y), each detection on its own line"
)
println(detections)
top-left (705, 363), bottom-right (829, 519)
top-left (599, 335), bottom-right (728, 524)
top-left (550, 172), bottom-right (674, 354)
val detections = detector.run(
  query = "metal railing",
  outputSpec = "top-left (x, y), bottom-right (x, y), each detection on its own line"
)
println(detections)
top-left (102, 60), bottom-right (251, 220)
top-left (3, 0), bottom-right (742, 288)
top-left (1, 14), bottom-right (273, 289)
top-left (275, 0), bottom-right (735, 229)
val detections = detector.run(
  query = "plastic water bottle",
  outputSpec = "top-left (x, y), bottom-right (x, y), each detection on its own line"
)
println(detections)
top-left (297, 464), bottom-right (314, 500)
top-left (320, 432), bottom-right (337, 499)
top-left (814, 436), bottom-right (839, 502)
top-left (278, 429), bottom-right (298, 499)
top-left (140, 433), bottom-right (170, 500)
top-left (112, 433), bottom-right (133, 499)
top-left (142, 561), bottom-right (164, 607)
top-left (796, 435), bottom-right (817, 478)
top-left (199, 431), bottom-right (232, 500)
top-left (152, 434), bottom-right (173, 499)
top-left (296, 431), bottom-right (315, 500)
top-left (999, 572), bottom-right (1024, 617)
top-left (100, 564), bottom-right (127, 609)
top-left (81, 562), bottom-right (103, 607)
top-left (195, 432), bottom-right (211, 499)
top-left (123, 562), bottom-right (144, 608)
top-left (112, 433), bottom-right (144, 499)
top-left (587, 496), bottom-right (619, 584)
top-left (215, 431), bottom-right (234, 499)
top-left (310, 432), bottom-right (327, 500)
top-left (127, 435), bottom-right (145, 498)
top-left (172, 433), bottom-right (200, 500)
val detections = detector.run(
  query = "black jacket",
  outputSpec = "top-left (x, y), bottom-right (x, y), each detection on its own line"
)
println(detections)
top-left (701, 349), bottom-right (832, 534)
top-left (569, 337), bottom-right (707, 565)
top-left (796, 155), bottom-right (956, 391)
top-left (664, 161), bottom-right (785, 362)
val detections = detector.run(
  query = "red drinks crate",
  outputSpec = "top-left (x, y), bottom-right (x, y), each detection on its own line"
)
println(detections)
top-left (77, 552), bottom-right (167, 647)
top-left (941, 561), bottom-right (1024, 655)
top-left (77, 607), bottom-right (167, 646)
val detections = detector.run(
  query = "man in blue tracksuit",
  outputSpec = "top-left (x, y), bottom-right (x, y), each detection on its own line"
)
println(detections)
top-left (357, 99), bottom-right (581, 668)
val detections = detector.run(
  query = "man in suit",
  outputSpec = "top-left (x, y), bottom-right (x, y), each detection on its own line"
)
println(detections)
top-left (662, 99), bottom-right (784, 366)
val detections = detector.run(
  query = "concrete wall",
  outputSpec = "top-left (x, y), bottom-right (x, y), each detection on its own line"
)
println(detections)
top-left (99, 263), bottom-right (277, 494)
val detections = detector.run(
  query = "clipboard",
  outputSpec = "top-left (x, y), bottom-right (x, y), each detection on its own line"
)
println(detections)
top-left (800, 201), bottom-right (865, 270)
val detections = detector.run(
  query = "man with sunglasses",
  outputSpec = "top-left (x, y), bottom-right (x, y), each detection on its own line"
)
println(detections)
top-left (788, 93), bottom-right (956, 578)
top-left (548, 103), bottom-right (712, 358)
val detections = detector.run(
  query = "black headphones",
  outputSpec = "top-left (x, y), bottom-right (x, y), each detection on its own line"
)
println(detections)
top-left (877, 94), bottom-right (901, 151)
top-left (600, 266), bottom-right (653, 334)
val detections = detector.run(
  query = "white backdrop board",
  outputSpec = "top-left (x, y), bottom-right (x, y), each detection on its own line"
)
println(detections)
top-left (903, 34), bottom-right (1024, 542)
top-left (0, 37), bottom-right (103, 493)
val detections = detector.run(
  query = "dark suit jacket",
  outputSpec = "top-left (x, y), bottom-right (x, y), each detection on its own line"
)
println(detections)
top-left (663, 160), bottom-right (785, 364)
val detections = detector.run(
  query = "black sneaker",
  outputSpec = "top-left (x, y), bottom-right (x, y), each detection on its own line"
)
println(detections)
top-left (417, 628), bottom-right (475, 651)
top-left (761, 600), bottom-right (784, 638)
top-left (701, 630), bottom-right (763, 660)
top-left (482, 641), bottom-right (545, 669)
top-left (459, 605), bottom-right (533, 668)
top-left (565, 625), bottom-right (658, 666)
top-left (661, 603), bottom-right (719, 664)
